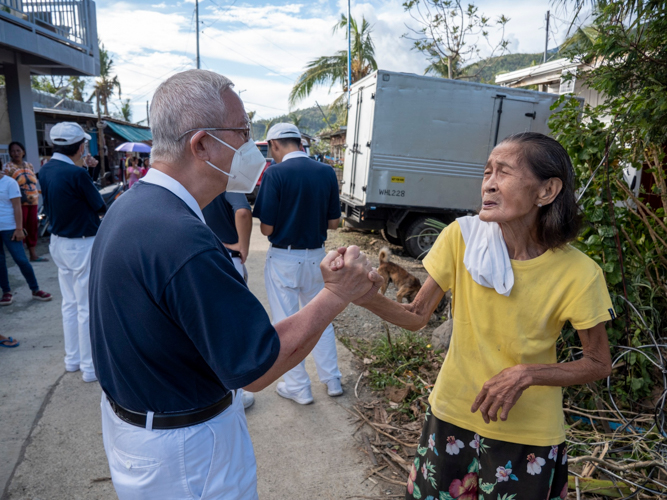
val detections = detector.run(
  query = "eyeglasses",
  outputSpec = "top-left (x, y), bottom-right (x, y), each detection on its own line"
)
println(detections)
top-left (177, 127), bottom-right (251, 142)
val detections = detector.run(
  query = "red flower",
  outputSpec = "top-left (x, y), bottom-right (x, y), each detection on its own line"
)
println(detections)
top-left (449, 472), bottom-right (478, 500)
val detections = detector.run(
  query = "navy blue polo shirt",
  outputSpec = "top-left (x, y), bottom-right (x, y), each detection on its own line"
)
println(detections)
top-left (38, 158), bottom-right (105, 238)
top-left (203, 192), bottom-right (251, 245)
top-left (253, 156), bottom-right (341, 249)
top-left (89, 182), bottom-right (280, 413)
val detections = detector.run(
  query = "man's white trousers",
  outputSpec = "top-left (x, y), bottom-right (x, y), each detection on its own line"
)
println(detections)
top-left (101, 392), bottom-right (258, 500)
top-left (49, 234), bottom-right (95, 376)
top-left (264, 246), bottom-right (341, 393)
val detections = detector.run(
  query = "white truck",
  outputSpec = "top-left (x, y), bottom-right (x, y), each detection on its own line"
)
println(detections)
top-left (339, 70), bottom-right (567, 258)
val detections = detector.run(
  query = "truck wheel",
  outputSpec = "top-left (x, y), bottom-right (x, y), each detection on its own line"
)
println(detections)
top-left (404, 217), bottom-right (443, 259)
top-left (381, 228), bottom-right (402, 246)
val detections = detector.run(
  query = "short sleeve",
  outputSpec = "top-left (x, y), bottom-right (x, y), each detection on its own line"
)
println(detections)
top-left (327, 169), bottom-right (341, 220)
top-left (252, 169), bottom-right (280, 226)
top-left (225, 192), bottom-right (251, 213)
top-left (78, 170), bottom-right (105, 212)
top-left (7, 177), bottom-right (21, 199)
top-left (422, 221), bottom-right (460, 293)
top-left (163, 249), bottom-right (280, 389)
top-left (562, 267), bottom-right (615, 330)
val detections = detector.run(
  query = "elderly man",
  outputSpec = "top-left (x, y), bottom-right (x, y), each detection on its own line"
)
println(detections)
top-left (89, 69), bottom-right (381, 499)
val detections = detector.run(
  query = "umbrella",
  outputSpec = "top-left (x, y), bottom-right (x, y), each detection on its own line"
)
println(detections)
top-left (115, 142), bottom-right (151, 153)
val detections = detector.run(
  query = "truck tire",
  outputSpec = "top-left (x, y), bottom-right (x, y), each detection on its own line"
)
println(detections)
top-left (404, 216), bottom-right (443, 259)
top-left (381, 228), bottom-right (403, 246)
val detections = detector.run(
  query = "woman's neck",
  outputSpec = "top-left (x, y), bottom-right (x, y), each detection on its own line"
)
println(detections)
top-left (11, 159), bottom-right (23, 166)
top-left (499, 212), bottom-right (546, 261)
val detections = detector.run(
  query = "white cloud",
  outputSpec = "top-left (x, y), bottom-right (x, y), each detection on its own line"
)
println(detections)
top-left (95, 0), bottom-right (585, 124)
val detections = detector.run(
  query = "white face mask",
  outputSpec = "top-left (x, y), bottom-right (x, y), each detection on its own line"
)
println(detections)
top-left (201, 133), bottom-right (266, 193)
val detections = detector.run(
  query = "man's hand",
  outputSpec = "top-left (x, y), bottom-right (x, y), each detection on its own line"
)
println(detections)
top-left (224, 242), bottom-right (247, 263)
top-left (470, 365), bottom-right (530, 424)
top-left (321, 245), bottom-right (382, 303)
top-left (84, 155), bottom-right (99, 168)
top-left (329, 247), bottom-right (383, 305)
top-left (11, 228), bottom-right (25, 242)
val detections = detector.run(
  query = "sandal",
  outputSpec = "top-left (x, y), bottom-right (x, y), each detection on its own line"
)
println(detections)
top-left (0, 337), bottom-right (20, 348)
top-left (30, 256), bottom-right (49, 262)
top-left (32, 290), bottom-right (52, 302)
top-left (0, 293), bottom-right (12, 306)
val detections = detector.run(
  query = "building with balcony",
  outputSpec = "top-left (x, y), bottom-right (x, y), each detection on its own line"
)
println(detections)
top-left (0, 0), bottom-right (99, 166)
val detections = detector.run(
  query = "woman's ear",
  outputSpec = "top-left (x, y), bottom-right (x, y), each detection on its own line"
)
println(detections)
top-left (537, 177), bottom-right (563, 207)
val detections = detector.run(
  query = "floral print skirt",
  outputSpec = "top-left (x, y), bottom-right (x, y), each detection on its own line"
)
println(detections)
top-left (406, 407), bottom-right (568, 500)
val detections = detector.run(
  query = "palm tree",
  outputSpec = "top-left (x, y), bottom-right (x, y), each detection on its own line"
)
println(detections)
top-left (119, 99), bottom-right (132, 122)
top-left (288, 112), bottom-right (303, 128)
top-left (88, 42), bottom-right (121, 116)
top-left (559, 25), bottom-right (599, 61)
top-left (288, 14), bottom-right (377, 109)
top-left (68, 76), bottom-right (86, 101)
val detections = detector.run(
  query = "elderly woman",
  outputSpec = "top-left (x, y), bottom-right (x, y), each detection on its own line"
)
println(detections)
top-left (351, 132), bottom-right (614, 499)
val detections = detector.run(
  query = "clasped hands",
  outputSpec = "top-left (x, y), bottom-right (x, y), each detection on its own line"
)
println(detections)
top-left (320, 246), bottom-right (383, 305)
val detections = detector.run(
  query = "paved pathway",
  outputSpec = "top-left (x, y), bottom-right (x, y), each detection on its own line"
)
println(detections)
top-left (0, 220), bottom-right (376, 499)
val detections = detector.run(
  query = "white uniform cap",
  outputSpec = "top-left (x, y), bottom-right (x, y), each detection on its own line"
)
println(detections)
top-left (50, 122), bottom-right (92, 145)
top-left (266, 123), bottom-right (301, 141)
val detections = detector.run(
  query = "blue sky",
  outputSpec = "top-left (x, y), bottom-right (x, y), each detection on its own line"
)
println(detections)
top-left (94, 0), bottom-right (587, 124)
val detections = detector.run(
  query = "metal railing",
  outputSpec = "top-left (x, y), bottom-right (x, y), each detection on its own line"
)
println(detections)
top-left (0, 0), bottom-right (93, 50)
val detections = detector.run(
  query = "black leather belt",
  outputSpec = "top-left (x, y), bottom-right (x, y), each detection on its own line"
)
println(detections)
top-left (229, 250), bottom-right (242, 258)
top-left (106, 392), bottom-right (234, 430)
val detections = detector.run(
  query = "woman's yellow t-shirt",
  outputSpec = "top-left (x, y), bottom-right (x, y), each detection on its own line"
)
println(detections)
top-left (423, 221), bottom-right (614, 446)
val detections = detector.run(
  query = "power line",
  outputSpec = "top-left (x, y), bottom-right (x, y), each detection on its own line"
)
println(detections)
top-left (242, 99), bottom-right (288, 112)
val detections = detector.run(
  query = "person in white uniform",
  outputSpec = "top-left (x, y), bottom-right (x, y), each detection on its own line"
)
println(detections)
top-left (253, 123), bottom-right (344, 404)
top-left (38, 122), bottom-right (105, 383)
top-left (88, 70), bottom-right (382, 500)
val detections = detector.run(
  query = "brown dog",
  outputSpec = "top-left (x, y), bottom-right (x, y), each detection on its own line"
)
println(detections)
top-left (378, 247), bottom-right (422, 303)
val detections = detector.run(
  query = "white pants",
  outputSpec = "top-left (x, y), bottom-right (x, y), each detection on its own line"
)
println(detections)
top-left (264, 246), bottom-right (341, 392)
top-left (49, 234), bottom-right (95, 376)
top-left (101, 392), bottom-right (258, 500)
top-left (231, 256), bottom-right (248, 282)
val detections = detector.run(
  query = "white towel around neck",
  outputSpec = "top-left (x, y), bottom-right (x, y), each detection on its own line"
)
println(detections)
top-left (456, 215), bottom-right (514, 297)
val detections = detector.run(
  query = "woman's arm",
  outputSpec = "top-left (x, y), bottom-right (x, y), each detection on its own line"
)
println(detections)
top-left (471, 322), bottom-right (612, 423)
top-left (359, 276), bottom-right (446, 331)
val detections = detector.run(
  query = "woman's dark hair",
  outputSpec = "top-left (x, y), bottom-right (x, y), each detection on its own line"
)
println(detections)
top-left (499, 132), bottom-right (582, 249)
top-left (8, 141), bottom-right (26, 155)
top-left (53, 139), bottom-right (85, 157)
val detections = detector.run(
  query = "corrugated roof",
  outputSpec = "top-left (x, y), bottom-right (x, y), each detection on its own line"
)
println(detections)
top-left (105, 121), bottom-right (152, 142)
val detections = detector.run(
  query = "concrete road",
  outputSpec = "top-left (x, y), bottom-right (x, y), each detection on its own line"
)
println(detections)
top-left (1, 220), bottom-right (376, 499)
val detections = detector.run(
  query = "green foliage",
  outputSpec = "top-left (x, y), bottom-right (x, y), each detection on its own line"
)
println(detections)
top-left (549, 0), bottom-right (667, 408)
top-left (252, 105), bottom-right (342, 138)
top-left (289, 15), bottom-right (377, 109)
top-left (340, 329), bottom-right (441, 419)
top-left (89, 40), bottom-right (122, 116)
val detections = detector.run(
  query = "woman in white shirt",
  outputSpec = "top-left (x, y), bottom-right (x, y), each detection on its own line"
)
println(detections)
top-left (0, 172), bottom-right (51, 309)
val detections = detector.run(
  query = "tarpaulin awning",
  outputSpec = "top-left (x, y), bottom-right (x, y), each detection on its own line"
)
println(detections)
top-left (105, 121), bottom-right (152, 143)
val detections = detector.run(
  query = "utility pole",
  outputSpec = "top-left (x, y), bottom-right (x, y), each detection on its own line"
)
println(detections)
top-left (544, 10), bottom-right (550, 64)
top-left (95, 88), bottom-right (106, 178)
top-left (196, 0), bottom-right (200, 69)
top-left (347, 0), bottom-right (352, 106)
top-left (146, 100), bottom-right (150, 127)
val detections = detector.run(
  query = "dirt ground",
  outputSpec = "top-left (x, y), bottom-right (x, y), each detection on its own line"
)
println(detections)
top-left (325, 227), bottom-right (443, 344)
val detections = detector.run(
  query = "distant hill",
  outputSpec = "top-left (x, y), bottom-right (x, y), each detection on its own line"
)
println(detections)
top-left (463, 48), bottom-right (560, 84)
top-left (251, 105), bottom-right (341, 140)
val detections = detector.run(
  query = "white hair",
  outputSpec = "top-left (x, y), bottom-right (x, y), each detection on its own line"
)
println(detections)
top-left (150, 69), bottom-right (234, 162)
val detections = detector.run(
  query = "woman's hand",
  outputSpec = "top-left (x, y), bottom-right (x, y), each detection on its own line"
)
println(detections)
top-left (471, 365), bottom-right (531, 424)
